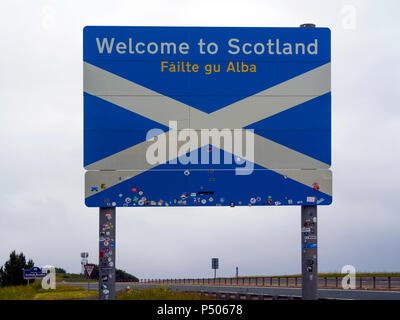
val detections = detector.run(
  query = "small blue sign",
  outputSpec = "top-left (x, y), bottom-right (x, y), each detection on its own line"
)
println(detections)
top-left (23, 267), bottom-right (47, 279)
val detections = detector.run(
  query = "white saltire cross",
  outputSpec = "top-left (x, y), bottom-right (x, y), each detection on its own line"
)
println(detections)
top-left (84, 62), bottom-right (331, 196)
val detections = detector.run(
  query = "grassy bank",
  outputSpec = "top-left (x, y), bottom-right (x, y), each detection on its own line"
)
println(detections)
top-left (0, 281), bottom-right (97, 300)
top-left (56, 273), bottom-right (97, 283)
top-left (117, 286), bottom-right (211, 300)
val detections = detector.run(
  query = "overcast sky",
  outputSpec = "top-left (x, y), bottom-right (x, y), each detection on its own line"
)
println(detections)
top-left (0, 0), bottom-right (399, 279)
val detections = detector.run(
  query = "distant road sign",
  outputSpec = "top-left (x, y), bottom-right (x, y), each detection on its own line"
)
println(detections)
top-left (84, 264), bottom-right (96, 278)
top-left (23, 267), bottom-right (47, 280)
top-left (83, 26), bottom-right (332, 207)
top-left (212, 258), bottom-right (219, 270)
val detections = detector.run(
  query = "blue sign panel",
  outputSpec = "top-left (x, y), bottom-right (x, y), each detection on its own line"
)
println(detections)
top-left (83, 26), bottom-right (332, 207)
top-left (23, 267), bottom-right (47, 279)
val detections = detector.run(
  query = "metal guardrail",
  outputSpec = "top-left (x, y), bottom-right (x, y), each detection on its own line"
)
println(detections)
top-left (180, 290), bottom-right (345, 300)
top-left (134, 276), bottom-right (400, 290)
top-left (195, 290), bottom-right (301, 300)
top-left (195, 290), bottom-right (302, 300)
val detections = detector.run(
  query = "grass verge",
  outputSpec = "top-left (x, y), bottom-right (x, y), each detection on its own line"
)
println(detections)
top-left (57, 273), bottom-right (97, 283)
top-left (0, 282), bottom-right (97, 300)
top-left (117, 286), bottom-right (212, 300)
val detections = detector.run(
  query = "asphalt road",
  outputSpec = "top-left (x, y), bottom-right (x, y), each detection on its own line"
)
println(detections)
top-left (64, 282), bottom-right (400, 300)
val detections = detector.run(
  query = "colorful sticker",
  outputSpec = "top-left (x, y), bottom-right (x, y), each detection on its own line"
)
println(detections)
top-left (307, 197), bottom-right (316, 203)
top-left (303, 244), bottom-right (317, 248)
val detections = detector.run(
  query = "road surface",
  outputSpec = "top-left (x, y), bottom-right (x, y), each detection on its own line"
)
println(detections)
top-left (63, 282), bottom-right (400, 300)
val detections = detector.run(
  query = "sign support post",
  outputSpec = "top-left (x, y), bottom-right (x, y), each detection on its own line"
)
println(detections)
top-left (299, 22), bottom-right (318, 301)
top-left (301, 205), bottom-right (318, 300)
top-left (99, 207), bottom-right (116, 300)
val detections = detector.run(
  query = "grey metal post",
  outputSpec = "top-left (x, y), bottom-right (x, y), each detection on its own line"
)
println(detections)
top-left (299, 22), bottom-right (318, 301)
top-left (301, 205), bottom-right (318, 300)
top-left (99, 207), bottom-right (116, 300)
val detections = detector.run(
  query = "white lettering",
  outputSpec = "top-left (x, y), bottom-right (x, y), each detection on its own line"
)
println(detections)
top-left (96, 37), bottom-right (115, 54)
top-left (228, 38), bottom-right (240, 54)
top-left (116, 42), bottom-right (127, 54)
top-left (179, 42), bottom-right (189, 54)
top-left (307, 39), bottom-right (318, 55)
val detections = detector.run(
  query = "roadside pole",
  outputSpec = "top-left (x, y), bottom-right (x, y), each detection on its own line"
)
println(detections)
top-left (99, 207), bottom-right (116, 300)
top-left (299, 22), bottom-right (318, 301)
top-left (301, 205), bottom-right (318, 300)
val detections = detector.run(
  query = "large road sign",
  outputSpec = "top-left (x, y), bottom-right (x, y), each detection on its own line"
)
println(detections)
top-left (83, 27), bottom-right (332, 207)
